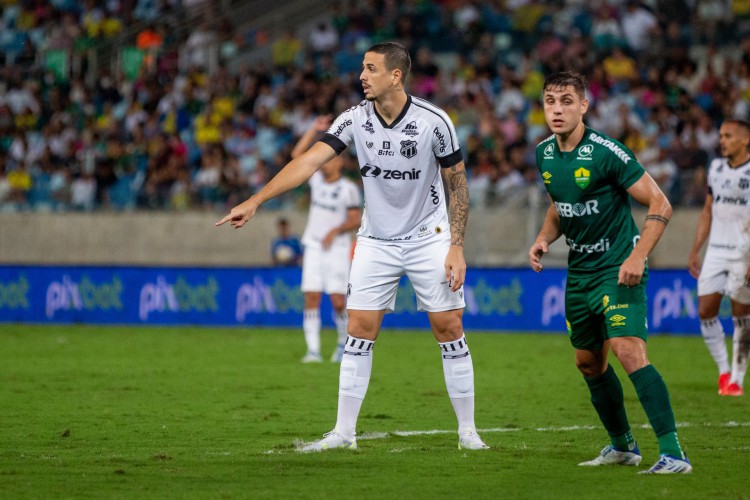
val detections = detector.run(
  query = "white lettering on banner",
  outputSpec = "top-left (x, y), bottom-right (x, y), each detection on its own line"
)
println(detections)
top-left (652, 280), bottom-right (697, 329)
top-left (46, 275), bottom-right (82, 318)
top-left (139, 276), bottom-right (179, 321)
top-left (542, 280), bottom-right (566, 326)
top-left (236, 277), bottom-right (276, 321)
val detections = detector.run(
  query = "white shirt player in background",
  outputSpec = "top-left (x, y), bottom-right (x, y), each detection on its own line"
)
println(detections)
top-left (291, 115), bottom-right (362, 364)
top-left (689, 119), bottom-right (750, 397)
top-left (216, 42), bottom-right (488, 452)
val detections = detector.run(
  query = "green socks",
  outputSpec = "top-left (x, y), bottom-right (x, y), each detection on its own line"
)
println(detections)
top-left (584, 364), bottom-right (634, 450)
top-left (629, 364), bottom-right (684, 458)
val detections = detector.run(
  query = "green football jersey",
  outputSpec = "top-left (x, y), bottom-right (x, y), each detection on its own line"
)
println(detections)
top-left (536, 127), bottom-right (645, 272)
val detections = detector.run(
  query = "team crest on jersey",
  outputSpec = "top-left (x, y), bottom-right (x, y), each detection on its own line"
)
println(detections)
top-left (542, 171), bottom-right (552, 184)
top-left (577, 144), bottom-right (594, 161)
top-left (543, 143), bottom-right (555, 159)
top-left (603, 295), bottom-right (609, 308)
top-left (366, 141), bottom-right (374, 149)
top-left (740, 178), bottom-right (749, 190)
top-left (402, 121), bottom-right (419, 137)
top-left (400, 140), bottom-right (417, 158)
top-left (574, 167), bottom-right (590, 189)
top-left (362, 119), bottom-right (375, 134)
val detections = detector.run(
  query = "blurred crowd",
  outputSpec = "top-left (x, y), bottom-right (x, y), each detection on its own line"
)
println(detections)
top-left (1, 0), bottom-right (749, 213)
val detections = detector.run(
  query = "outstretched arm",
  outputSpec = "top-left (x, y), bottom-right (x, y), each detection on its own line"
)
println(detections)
top-left (216, 142), bottom-right (337, 228)
top-left (529, 198), bottom-right (562, 272)
top-left (442, 161), bottom-right (469, 291)
top-left (622, 172), bottom-right (672, 285)
top-left (688, 194), bottom-right (712, 279)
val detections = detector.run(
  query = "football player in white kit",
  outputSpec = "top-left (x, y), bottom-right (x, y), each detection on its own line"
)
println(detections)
top-left (688, 119), bottom-right (750, 396)
top-left (216, 42), bottom-right (488, 451)
top-left (291, 115), bottom-right (362, 364)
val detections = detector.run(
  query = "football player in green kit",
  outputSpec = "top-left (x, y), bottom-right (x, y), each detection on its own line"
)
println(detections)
top-left (528, 71), bottom-right (692, 474)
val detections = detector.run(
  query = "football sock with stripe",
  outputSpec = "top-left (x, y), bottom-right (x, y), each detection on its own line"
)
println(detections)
top-left (629, 364), bottom-right (683, 457)
top-left (584, 364), bottom-right (633, 450)
top-left (701, 316), bottom-right (729, 374)
top-left (302, 309), bottom-right (321, 356)
top-left (731, 315), bottom-right (750, 386)
top-left (335, 335), bottom-right (374, 440)
top-left (439, 335), bottom-right (476, 433)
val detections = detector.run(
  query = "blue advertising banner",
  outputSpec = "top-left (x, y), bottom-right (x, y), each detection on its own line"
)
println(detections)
top-left (0, 265), bottom-right (730, 334)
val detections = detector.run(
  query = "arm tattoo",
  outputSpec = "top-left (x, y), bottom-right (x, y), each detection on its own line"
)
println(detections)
top-left (447, 167), bottom-right (469, 247)
top-left (645, 214), bottom-right (669, 225)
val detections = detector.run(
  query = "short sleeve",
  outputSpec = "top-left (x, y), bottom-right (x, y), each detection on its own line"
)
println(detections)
top-left (431, 110), bottom-right (462, 167)
top-left (611, 142), bottom-right (645, 190)
top-left (320, 110), bottom-right (356, 155)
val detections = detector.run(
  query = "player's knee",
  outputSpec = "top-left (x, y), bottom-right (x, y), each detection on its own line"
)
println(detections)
top-left (575, 358), bottom-right (605, 378)
top-left (431, 315), bottom-right (463, 341)
top-left (330, 295), bottom-right (346, 312)
top-left (304, 292), bottom-right (322, 309)
top-left (698, 306), bottom-right (718, 320)
top-left (698, 298), bottom-right (722, 320)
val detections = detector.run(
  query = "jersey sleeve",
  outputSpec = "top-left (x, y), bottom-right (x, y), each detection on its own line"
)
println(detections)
top-left (610, 142), bottom-right (645, 189)
top-left (430, 111), bottom-right (463, 168)
top-left (320, 109), bottom-right (356, 155)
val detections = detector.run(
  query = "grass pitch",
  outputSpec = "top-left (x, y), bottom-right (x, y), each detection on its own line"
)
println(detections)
top-left (1, 325), bottom-right (748, 499)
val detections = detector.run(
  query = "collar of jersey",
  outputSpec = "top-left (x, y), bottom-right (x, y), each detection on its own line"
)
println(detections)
top-left (555, 126), bottom-right (589, 158)
top-left (373, 95), bottom-right (412, 129)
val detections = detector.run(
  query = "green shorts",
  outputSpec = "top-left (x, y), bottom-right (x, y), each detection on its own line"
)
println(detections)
top-left (565, 268), bottom-right (649, 350)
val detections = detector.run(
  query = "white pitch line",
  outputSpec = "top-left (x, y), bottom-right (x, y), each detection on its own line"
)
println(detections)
top-left (288, 421), bottom-right (750, 453)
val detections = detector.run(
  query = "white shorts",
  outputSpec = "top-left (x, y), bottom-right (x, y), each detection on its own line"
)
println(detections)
top-left (346, 233), bottom-right (465, 313)
top-left (698, 253), bottom-right (750, 304)
top-left (301, 245), bottom-right (351, 295)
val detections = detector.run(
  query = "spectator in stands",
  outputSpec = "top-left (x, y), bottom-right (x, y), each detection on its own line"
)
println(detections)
top-left (620, 1), bottom-right (659, 55)
top-left (1, 0), bottom-right (750, 215)
top-left (308, 22), bottom-right (339, 56)
top-left (271, 217), bottom-right (302, 266)
top-left (272, 30), bottom-right (302, 71)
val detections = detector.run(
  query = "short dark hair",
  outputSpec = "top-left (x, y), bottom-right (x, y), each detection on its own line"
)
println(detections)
top-left (367, 42), bottom-right (411, 83)
top-left (723, 119), bottom-right (750, 135)
top-left (543, 71), bottom-right (587, 100)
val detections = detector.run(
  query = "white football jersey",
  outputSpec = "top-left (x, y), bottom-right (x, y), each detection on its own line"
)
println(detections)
top-left (301, 171), bottom-right (362, 250)
top-left (706, 157), bottom-right (750, 260)
top-left (320, 95), bottom-right (463, 242)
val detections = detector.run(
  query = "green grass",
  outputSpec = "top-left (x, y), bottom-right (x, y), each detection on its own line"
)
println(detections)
top-left (0, 325), bottom-right (748, 499)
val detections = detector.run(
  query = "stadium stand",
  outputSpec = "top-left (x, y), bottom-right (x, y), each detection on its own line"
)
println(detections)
top-left (0, 0), bottom-right (748, 214)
